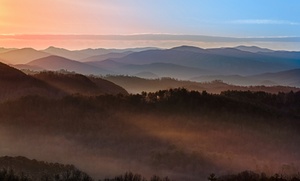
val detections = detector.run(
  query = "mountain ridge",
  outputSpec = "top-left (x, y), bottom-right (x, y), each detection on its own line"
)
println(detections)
top-left (28, 55), bottom-right (111, 75)
top-left (0, 48), bottom-right (50, 64)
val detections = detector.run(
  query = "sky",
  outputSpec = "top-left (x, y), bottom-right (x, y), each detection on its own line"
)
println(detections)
top-left (0, 0), bottom-right (300, 50)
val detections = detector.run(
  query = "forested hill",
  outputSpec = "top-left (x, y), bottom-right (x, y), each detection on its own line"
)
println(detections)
top-left (0, 156), bottom-right (92, 181)
top-left (0, 61), bottom-right (128, 101)
top-left (1, 89), bottom-right (299, 181)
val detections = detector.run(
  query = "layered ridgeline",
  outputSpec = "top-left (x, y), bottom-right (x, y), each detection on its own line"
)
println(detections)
top-left (1, 45), bottom-right (300, 87)
top-left (103, 75), bottom-right (300, 94)
top-left (0, 88), bottom-right (299, 181)
top-left (1, 46), bottom-right (300, 181)
top-left (0, 62), bottom-right (127, 101)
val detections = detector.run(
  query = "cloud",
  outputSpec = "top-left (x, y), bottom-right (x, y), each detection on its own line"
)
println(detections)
top-left (1, 34), bottom-right (300, 43)
top-left (229, 19), bottom-right (300, 25)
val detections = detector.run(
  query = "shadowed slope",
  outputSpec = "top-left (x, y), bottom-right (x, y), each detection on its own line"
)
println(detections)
top-left (0, 62), bottom-right (63, 101)
top-left (0, 156), bottom-right (91, 181)
top-left (33, 72), bottom-right (128, 95)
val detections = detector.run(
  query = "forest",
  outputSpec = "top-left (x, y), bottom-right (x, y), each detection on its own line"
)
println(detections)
top-left (0, 88), bottom-right (300, 181)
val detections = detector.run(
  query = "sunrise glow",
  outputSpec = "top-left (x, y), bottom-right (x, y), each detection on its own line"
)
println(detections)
top-left (0, 0), bottom-right (300, 49)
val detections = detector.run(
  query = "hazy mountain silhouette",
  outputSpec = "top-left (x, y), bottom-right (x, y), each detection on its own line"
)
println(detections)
top-left (34, 72), bottom-right (128, 95)
top-left (250, 68), bottom-right (300, 87)
top-left (82, 51), bottom-right (133, 62)
top-left (28, 55), bottom-right (111, 75)
top-left (0, 47), bottom-right (17, 54)
top-left (257, 51), bottom-right (300, 67)
top-left (110, 46), bottom-right (291, 75)
top-left (170, 45), bottom-right (207, 53)
top-left (2, 45), bottom-right (300, 86)
top-left (104, 75), bottom-right (299, 94)
top-left (77, 47), bottom-right (158, 57)
top-left (134, 71), bottom-right (159, 79)
top-left (87, 59), bottom-right (125, 72)
top-left (0, 48), bottom-right (50, 64)
top-left (192, 68), bottom-right (300, 87)
top-left (43, 46), bottom-right (91, 61)
top-left (120, 62), bottom-right (214, 79)
top-left (234, 45), bottom-right (274, 53)
top-left (88, 58), bottom-right (214, 79)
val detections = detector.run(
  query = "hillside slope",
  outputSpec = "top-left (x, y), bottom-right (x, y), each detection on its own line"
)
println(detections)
top-left (0, 90), bottom-right (299, 180)
top-left (0, 156), bottom-right (91, 181)
top-left (0, 62), bottom-right (63, 101)
top-left (33, 72), bottom-right (128, 95)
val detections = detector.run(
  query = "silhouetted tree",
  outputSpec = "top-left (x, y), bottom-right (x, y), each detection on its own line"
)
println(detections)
top-left (208, 173), bottom-right (217, 181)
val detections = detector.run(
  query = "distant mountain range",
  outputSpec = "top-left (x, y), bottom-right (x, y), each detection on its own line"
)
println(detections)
top-left (234, 45), bottom-right (274, 53)
top-left (1, 60), bottom-right (297, 101)
top-left (108, 46), bottom-right (298, 75)
top-left (0, 45), bottom-right (299, 87)
top-left (192, 69), bottom-right (300, 87)
top-left (0, 48), bottom-right (50, 64)
top-left (42, 46), bottom-right (157, 61)
top-left (104, 75), bottom-right (300, 94)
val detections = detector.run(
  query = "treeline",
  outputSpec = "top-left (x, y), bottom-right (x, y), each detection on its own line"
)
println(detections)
top-left (101, 172), bottom-right (171, 181)
top-left (98, 88), bottom-right (300, 117)
top-left (0, 168), bottom-right (92, 181)
top-left (1, 88), bottom-right (300, 130)
top-left (1, 90), bottom-right (300, 181)
top-left (103, 171), bottom-right (300, 181)
top-left (2, 86), bottom-right (300, 117)
top-left (209, 171), bottom-right (300, 181)
top-left (2, 169), bottom-right (300, 181)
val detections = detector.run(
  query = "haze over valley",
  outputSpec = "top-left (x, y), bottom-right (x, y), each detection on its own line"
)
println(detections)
top-left (1, 45), bottom-right (300, 89)
top-left (1, 0), bottom-right (300, 181)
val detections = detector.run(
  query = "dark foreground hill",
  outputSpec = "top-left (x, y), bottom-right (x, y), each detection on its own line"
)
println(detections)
top-left (0, 62), bottom-right (127, 101)
top-left (33, 72), bottom-right (128, 96)
top-left (1, 156), bottom-right (299, 181)
top-left (0, 62), bottom-right (63, 101)
top-left (0, 156), bottom-right (92, 181)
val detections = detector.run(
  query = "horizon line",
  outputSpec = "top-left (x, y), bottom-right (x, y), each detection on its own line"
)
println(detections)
top-left (1, 34), bottom-right (300, 42)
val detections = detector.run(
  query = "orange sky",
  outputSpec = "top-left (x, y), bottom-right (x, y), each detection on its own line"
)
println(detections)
top-left (0, 0), bottom-right (136, 35)
top-left (0, 0), bottom-right (299, 50)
